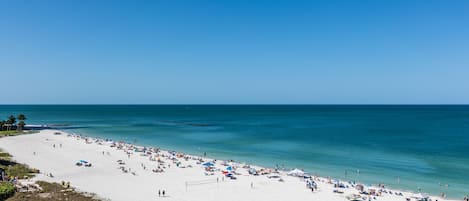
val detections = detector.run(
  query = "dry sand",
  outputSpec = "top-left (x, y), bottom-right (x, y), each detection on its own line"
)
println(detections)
top-left (0, 130), bottom-right (456, 201)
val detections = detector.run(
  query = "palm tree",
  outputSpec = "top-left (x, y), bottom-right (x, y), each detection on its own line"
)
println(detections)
top-left (17, 121), bottom-right (26, 131)
top-left (17, 114), bottom-right (27, 131)
top-left (0, 120), bottom-right (5, 131)
top-left (6, 115), bottom-right (16, 131)
top-left (17, 114), bottom-right (26, 121)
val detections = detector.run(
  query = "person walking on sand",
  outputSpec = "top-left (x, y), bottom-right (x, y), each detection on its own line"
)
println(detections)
top-left (162, 190), bottom-right (165, 197)
top-left (251, 182), bottom-right (253, 189)
top-left (158, 189), bottom-right (161, 197)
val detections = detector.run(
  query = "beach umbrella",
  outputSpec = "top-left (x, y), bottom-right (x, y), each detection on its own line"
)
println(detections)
top-left (202, 162), bottom-right (214, 167)
top-left (226, 166), bottom-right (233, 171)
top-left (80, 160), bottom-right (88, 163)
top-left (287, 168), bottom-right (305, 177)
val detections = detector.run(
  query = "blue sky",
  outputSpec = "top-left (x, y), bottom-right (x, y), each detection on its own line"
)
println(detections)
top-left (0, 0), bottom-right (468, 104)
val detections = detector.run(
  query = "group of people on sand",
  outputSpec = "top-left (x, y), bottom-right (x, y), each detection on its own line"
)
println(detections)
top-left (157, 189), bottom-right (166, 198)
top-left (65, 133), bottom-right (468, 201)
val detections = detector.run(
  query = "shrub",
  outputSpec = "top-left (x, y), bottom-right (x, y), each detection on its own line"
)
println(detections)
top-left (6, 164), bottom-right (35, 179)
top-left (0, 182), bottom-right (15, 201)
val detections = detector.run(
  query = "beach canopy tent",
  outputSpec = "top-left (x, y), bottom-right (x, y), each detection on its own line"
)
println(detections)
top-left (287, 168), bottom-right (305, 177)
top-left (202, 162), bottom-right (215, 167)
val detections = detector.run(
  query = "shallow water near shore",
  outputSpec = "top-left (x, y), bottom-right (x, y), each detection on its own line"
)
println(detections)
top-left (1, 105), bottom-right (468, 198)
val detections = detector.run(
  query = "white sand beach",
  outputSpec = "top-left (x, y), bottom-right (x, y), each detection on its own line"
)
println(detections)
top-left (0, 130), bottom-right (456, 201)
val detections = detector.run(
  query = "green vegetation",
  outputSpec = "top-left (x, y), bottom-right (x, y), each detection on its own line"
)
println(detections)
top-left (0, 152), bottom-right (11, 159)
top-left (0, 150), bottom-right (38, 200)
top-left (0, 131), bottom-right (20, 137)
top-left (16, 115), bottom-right (26, 132)
top-left (0, 114), bottom-right (27, 132)
top-left (0, 182), bottom-right (15, 201)
top-left (6, 181), bottom-right (101, 201)
top-left (5, 164), bottom-right (36, 179)
top-left (0, 150), bottom-right (37, 179)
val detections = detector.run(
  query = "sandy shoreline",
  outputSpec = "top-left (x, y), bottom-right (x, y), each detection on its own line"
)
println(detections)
top-left (0, 130), bottom-right (457, 201)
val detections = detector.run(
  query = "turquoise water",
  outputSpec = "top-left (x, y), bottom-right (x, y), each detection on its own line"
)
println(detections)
top-left (1, 105), bottom-right (468, 198)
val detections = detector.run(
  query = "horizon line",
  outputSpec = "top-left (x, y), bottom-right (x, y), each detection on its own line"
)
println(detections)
top-left (1, 103), bottom-right (469, 106)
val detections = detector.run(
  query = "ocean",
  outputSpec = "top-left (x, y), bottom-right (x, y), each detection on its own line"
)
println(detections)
top-left (1, 105), bottom-right (468, 198)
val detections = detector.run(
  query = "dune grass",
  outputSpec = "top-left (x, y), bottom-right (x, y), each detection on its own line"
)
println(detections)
top-left (6, 181), bottom-right (101, 201)
top-left (0, 150), bottom-right (37, 179)
top-left (0, 131), bottom-right (21, 137)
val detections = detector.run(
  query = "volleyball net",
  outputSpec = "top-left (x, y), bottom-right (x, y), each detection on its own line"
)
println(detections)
top-left (185, 178), bottom-right (219, 191)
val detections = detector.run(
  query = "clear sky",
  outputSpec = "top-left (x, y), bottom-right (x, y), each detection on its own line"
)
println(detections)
top-left (0, 0), bottom-right (468, 104)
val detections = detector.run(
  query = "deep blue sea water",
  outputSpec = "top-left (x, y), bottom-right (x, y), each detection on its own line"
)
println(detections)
top-left (1, 105), bottom-right (468, 198)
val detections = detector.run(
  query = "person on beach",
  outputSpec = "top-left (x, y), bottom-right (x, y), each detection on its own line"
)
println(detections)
top-left (158, 189), bottom-right (161, 197)
top-left (60, 144), bottom-right (62, 148)
top-left (162, 190), bottom-right (165, 197)
top-left (251, 182), bottom-right (253, 189)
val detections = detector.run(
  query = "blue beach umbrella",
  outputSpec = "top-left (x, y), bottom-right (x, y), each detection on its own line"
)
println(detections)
top-left (226, 166), bottom-right (233, 171)
top-left (80, 160), bottom-right (88, 163)
top-left (202, 162), bottom-right (214, 167)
